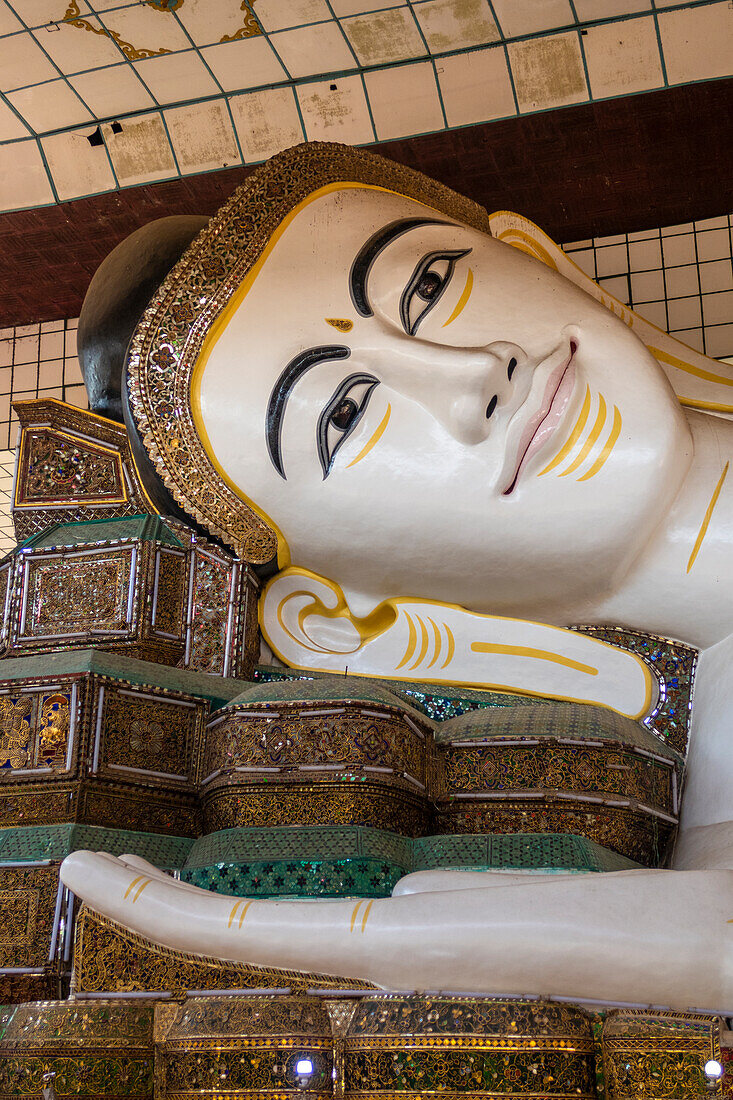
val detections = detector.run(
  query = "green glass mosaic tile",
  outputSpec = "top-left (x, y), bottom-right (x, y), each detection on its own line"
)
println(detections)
top-left (434, 702), bottom-right (682, 762)
top-left (182, 857), bottom-right (404, 899)
top-left (0, 824), bottom-right (193, 868)
top-left (411, 833), bottom-right (638, 874)
top-left (24, 514), bottom-right (183, 550)
top-left (0, 649), bottom-right (247, 709)
top-left (181, 827), bottom-right (639, 898)
top-left (185, 825), bottom-right (412, 869)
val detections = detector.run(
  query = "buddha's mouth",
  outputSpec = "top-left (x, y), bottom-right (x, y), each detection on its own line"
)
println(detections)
top-left (500, 340), bottom-right (577, 495)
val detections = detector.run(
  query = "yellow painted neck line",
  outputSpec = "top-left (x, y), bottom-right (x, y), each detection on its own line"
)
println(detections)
top-left (578, 406), bottom-right (622, 482)
top-left (687, 461), bottom-right (729, 574)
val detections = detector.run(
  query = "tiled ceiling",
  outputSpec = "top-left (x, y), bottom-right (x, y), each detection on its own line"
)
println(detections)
top-left (0, 0), bottom-right (731, 212)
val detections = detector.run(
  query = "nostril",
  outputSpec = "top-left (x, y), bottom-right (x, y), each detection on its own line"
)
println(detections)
top-left (485, 395), bottom-right (498, 420)
top-left (507, 357), bottom-right (517, 381)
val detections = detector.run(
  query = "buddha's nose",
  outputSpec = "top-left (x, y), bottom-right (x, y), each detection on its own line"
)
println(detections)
top-left (446, 341), bottom-right (526, 444)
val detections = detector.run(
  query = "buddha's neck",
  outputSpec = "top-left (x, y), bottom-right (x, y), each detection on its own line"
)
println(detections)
top-left (580, 409), bottom-right (733, 649)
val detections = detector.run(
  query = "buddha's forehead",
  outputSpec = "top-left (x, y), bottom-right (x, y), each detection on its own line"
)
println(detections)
top-left (197, 185), bottom-right (475, 396)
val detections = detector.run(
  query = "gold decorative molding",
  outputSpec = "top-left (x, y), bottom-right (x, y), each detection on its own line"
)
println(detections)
top-left (63, 1), bottom-right (172, 62)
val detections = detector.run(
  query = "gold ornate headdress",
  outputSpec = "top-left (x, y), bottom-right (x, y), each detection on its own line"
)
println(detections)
top-left (126, 141), bottom-right (492, 564)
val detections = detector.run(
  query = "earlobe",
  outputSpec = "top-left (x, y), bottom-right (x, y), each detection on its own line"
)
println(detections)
top-left (259, 566), bottom-right (657, 720)
top-left (259, 567), bottom-right (397, 667)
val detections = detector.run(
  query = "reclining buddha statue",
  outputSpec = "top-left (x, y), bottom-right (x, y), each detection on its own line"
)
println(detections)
top-left (61, 141), bottom-right (733, 1012)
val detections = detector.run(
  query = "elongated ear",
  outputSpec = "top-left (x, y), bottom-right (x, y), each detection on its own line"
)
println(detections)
top-left (490, 211), bottom-right (733, 414)
top-left (260, 567), bottom-right (657, 720)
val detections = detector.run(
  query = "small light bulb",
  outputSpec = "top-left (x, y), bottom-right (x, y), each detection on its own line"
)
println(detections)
top-left (704, 1059), bottom-right (724, 1080)
top-left (295, 1059), bottom-right (313, 1076)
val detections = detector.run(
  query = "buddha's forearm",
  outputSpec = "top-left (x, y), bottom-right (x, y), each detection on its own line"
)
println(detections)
top-left (61, 853), bottom-right (733, 1011)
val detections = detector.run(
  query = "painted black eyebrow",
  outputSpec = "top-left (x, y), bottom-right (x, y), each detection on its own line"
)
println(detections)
top-left (349, 218), bottom-right (453, 318)
top-left (266, 344), bottom-right (350, 479)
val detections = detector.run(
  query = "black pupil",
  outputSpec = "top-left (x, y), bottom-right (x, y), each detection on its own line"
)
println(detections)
top-left (417, 271), bottom-right (442, 300)
top-left (330, 398), bottom-right (358, 431)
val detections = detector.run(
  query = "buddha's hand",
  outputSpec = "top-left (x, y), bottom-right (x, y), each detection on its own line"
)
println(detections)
top-left (61, 851), bottom-right (733, 1011)
top-left (260, 567), bottom-right (656, 719)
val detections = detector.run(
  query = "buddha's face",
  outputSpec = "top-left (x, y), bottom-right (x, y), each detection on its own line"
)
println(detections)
top-left (194, 186), bottom-right (691, 619)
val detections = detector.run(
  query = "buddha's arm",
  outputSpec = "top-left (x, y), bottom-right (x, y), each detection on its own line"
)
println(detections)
top-left (260, 568), bottom-right (655, 719)
top-left (60, 852), bottom-right (733, 1012)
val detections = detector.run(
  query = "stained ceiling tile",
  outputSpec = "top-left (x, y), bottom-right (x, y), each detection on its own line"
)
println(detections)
top-left (69, 62), bottom-right (155, 117)
top-left (0, 31), bottom-right (59, 91)
top-left (270, 20), bottom-right (355, 79)
top-left (364, 60), bottom-right (443, 140)
top-left (10, 0), bottom-right (92, 26)
top-left (0, 138), bottom-right (54, 211)
top-left (437, 44), bottom-right (515, 127)
top-left (658, 3), bottom-right (733, 85)
top-left (413, 0), bottom-right (499, 53)
top-left (491, 0), bottom-right (575, 38)
top-left (255, 0), bottom-right (332, 33)
top-left (343, 6), bottom-right (425, 66)
top-left (102, 111), bottom-right (177, 186)
top-left (200, 36), bottom-right (287, 92)
top-left (583, 16), bottom-right (663, 99)
top-left (32, 16), bottom-right (123, 72)
top-left (96, 3), bottom-right (192, 55)
top-left (508, 32), bottom-right (587, 112)
top-left (329, 0), bottom-right (402, 14)
top-left (0, 97), bottom-right (29, 139)
top-left (228, 85), bottom-right (303, 162)
top-left (0, 1), bottom-right (23, 35)
top-left (164, 100), bottom-right (241, 174)
top-left (7, 77), bottom-right (93, 132)
top-left (133, 50), bottom-right (220, 106)
top-left (175, 0), bottom-right (261, 47)
top-left (41, 126), bottom-right (116, 200)
top-left (296, 73), bottom-right (374, 143)
top-left (573, 0), bottom-right (650, 16)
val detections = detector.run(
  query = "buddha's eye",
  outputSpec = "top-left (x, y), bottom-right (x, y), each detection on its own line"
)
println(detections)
top-left (400, 248), bottom-right (471, 336)
top-left (317, 372), bottom-right (379, 478)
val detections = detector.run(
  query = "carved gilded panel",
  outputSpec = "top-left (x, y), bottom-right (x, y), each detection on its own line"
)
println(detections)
top-left (186, 548), bottom-right (232, 675)
top-left (0, 690), bottom-right (75, 775)
top-left (151, 549), bottom-right (186, 640)
top-left (440, 742), bottom-right (675, 812)
top-left (20, 550), bottom-right (134, 639)
top-left (74, 909), bottom-right (372, 995)
top-left (203, 710), bottom-right (427, 786)
top-left (601, 1009), bottom-right (723, 1099)
top-left (96, 686), bottom-right (198, 782)
top-left (203, 782), bottom-right (429, 837)
top-left (0, 863), bottom-right (60, 968)
top-left (16, 429), bottom-right (126, 505)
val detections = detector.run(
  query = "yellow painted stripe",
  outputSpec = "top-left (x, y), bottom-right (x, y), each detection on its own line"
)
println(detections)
top-left (651, 346), bottom-right (733, 388)
top-left (238, 900), bottom-right (254, 929)
top-left (350, 901), bottom-right (363, 932)
top-left (410, 614), bottom-right (430, 671)
top-left (347, 404), bottom-right (391, 467)
top-left (228, 900), bottom-right (243, 928)
top-left (578, 406), bottom-right (622, 481)
top-left (396, 613), bottom-right (418, 670)
top-left (442, 268), bottom-right (473, 327)
top-left (687, 461), bottom-right (729, 574)
top-left (426, 617), bottom-right (442, 669)
top-left (560, 394), bottom-right (607, 477)
top-left (131, 878), bottom-right (152, 904)
top-left (360, 900), bottom-right (374, 933)
top-left (471, 642), bottom-right (598, 676)
top-left (538, 386), bottom-right (591, 476)
top-left (442, 623), bottom-right (455, 670)
top-left (123, 875), bottom-right (145, 901)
